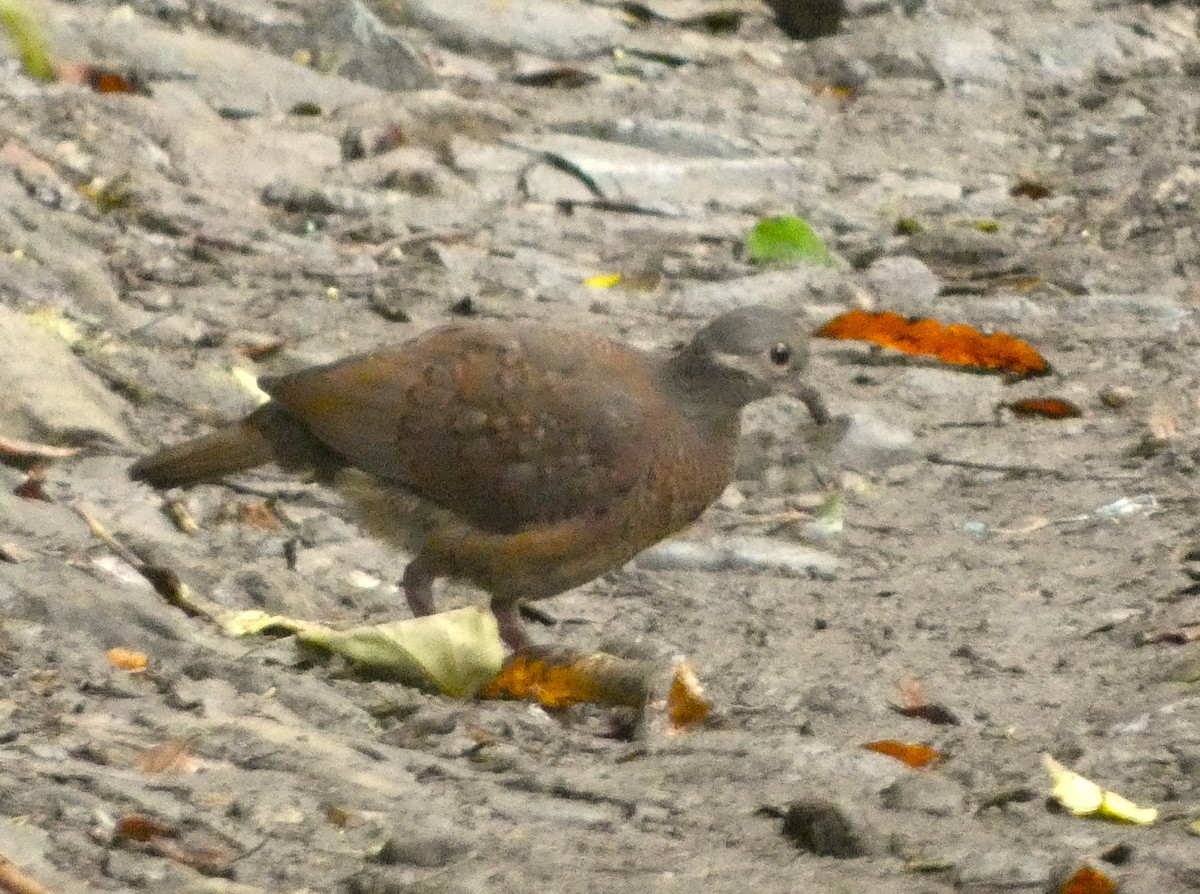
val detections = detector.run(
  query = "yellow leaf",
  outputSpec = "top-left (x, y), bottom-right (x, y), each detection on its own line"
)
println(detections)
top-left (1043, 754), bottom-right (1157, 825)
top-left (299, 607), bottom-right (504, 698)
top-left (223, 609), bottom-right (315, 637)
top-left (230, 367), bottom-right (270, 404)
top-left (584, 272), bottom-right (622, 289)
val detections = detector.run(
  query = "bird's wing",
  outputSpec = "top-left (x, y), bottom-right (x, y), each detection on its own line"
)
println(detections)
top-left (262, 322), bottom-right (663, 533)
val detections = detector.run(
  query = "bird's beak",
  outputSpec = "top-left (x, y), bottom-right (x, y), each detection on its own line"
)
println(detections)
top-left (791, 382), bottom-right (831, 424)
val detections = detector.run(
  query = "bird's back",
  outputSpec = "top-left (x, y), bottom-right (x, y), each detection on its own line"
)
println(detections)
top-left (262, 320), bottom-right (716, 536)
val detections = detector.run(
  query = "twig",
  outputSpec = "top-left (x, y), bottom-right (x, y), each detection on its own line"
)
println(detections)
top-left (73, 503), bottom-right (225, 624)
top-left (0, 852), bottom-right (57, 894)
top-left (925, 451), bottom-right (1068, 479)
top-left (0, 436), bottom-right (80, 462)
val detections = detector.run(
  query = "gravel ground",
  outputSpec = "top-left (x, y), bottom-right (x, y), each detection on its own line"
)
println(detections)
top-left (2, 1), bottom-right (1200, 891)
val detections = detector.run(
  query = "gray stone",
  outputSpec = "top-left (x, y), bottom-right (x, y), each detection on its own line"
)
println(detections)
top-left (402, 0), bottom-right (626, 60)
top-left (780, 795), bottom-right (885, 858)
top-left (834, 411), bottom-right (918, 473)
top-left (921, 25), bottom-right (1014, 87)
top-left (954, 848), bottom-right (1051, 889)
top-left (374, 825), bottom-right (472, 867)
top-left (865, 255), bottom-right (941, 305)
top-left (1024, 21), bottom-right (1129, 84)
top-left (636, 536), bottom-right (840, 578)
top-left (319, 1), bottom-right (438, 92)
top-left (0, 304), bottom-right (131, 444)
top-left (879, 772), bottom-right (965, 817)
top-left (509, 133), bottom-right (827, 215)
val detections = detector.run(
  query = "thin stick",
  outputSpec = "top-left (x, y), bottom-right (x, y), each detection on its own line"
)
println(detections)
top-left (0, 853), bottom-right (58, 894)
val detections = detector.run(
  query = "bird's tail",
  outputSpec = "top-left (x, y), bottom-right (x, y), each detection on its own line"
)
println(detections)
top-left (130, 403), bottom-right (333, 489)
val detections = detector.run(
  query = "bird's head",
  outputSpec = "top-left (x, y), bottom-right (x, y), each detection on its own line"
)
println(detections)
top-left (678, 306), bottom-right (829, 423)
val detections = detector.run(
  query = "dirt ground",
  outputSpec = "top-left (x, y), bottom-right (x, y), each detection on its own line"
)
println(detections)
top-left (2, 0), bottom-right (1200, 891)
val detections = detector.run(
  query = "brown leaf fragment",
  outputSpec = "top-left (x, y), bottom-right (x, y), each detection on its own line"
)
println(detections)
top-left (893, 677), bottom-right (959, 725)
top-left (55, 63), bottom-right (148, 95)
top-left (1010, 177), bottom-right (1054, 200)
top-left (144, 840), bottom-right (236, 879)
top-left (238, 501), bottom-right (283, 530)
top-left (238, 340), bottom-right (287, 361)
top-left (513, 66), bottom-right (598, 88)
top-left (12, 465), bottom-right (49, 502)
top-left (113, 813), bottom-right (175, 844)
top-left (136, 739), bottom-right (194, 773)
top-left (1004, 397), bottom-right (1083, 419)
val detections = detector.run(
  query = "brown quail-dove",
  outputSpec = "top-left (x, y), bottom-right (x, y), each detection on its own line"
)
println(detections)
top-left (130, 307), bottom-right (830, 649)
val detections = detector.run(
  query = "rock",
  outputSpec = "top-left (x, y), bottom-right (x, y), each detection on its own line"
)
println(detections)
top-left (834, 411), bottom-right (918, 473)
top-left (879, 773), bottom-right (965, 817)
top-left (864, 255), bottom-right (941, 305)
top-left (764, 0), bottom-right (844, 40)
top-left (779, 795), bottom-right (885, 858)
top-left (318, 1), bottom-right (437, 92)
top-left (954, 849), bottom-right (1051, 890)
top-left (374, 825), bottom-right (472, 867)
top-left (636, 537), bottom-right (840, 578)
top-left (401, 0), bottom-right (626, 60)
top-left (920, 25), bottom-right (1014, 87)
top-left (0, 305), bottom-right (131, 444)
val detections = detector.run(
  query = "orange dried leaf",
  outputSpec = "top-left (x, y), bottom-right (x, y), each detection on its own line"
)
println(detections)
top-left (862, 739), bottom-right (943, 769)
top-left (1060, 866), bottom-right (1116, 894)
top-left (113, 813), bottom-right (175, 843)
top-left (667, 660), bottom-right (712, 732)
top-left (480, 650), bottom-right (648, 710)
top-left (107, 647), bottom-right (148, 672)
top-left (815, 310), bottom-right (1050, 378)
top-left (1005, 397), bottom-right (1083, 419)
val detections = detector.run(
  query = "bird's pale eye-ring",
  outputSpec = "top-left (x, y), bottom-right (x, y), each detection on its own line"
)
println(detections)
top-left (768, 342), bottom-right (792, 366)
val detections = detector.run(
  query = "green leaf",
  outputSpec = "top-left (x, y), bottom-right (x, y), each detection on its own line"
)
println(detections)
top-left (746, 215), bottom-right (833, 266)
top-left (0, 1), bottom-right (55, 81)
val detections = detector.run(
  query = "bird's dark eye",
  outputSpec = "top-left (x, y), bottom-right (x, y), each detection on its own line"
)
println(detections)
top-left (768, 343), bottom-right (791, 366)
